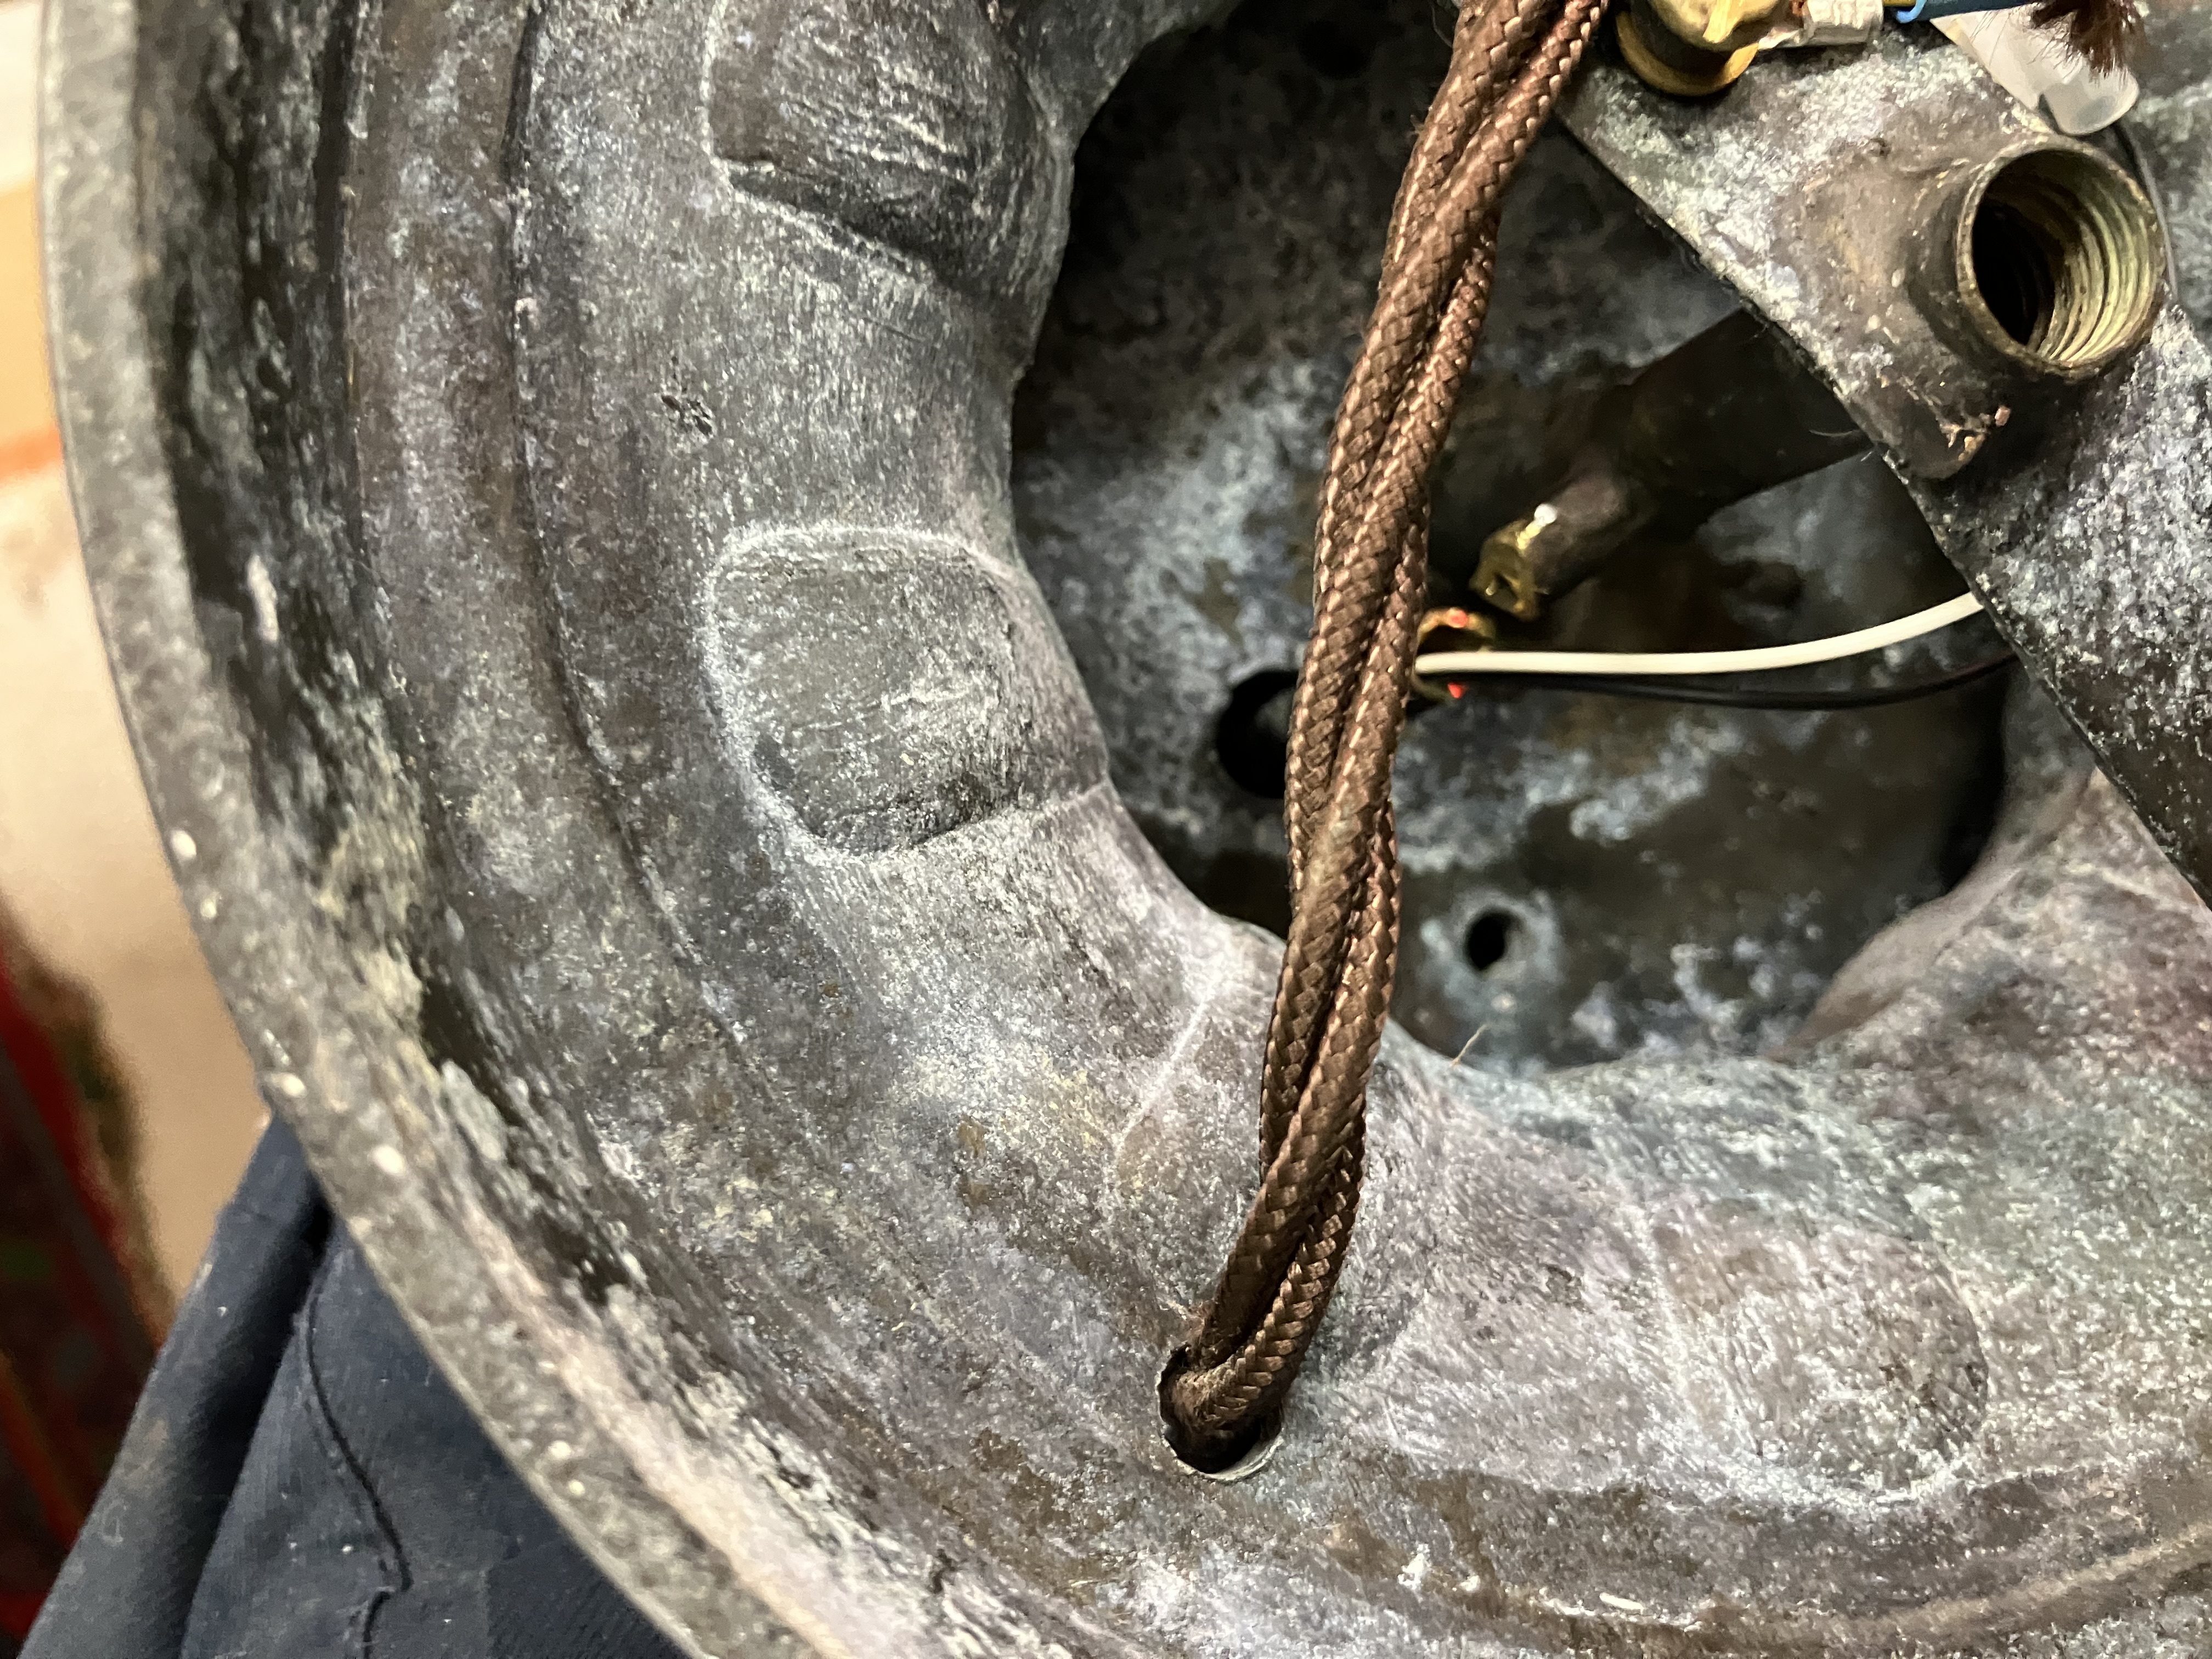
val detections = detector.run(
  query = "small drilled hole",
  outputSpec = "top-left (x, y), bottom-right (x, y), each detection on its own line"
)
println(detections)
top-left (1465, 910), bottom-right (1515, 972)
top-left (1965, 149), bottom-right (2160, 374)
top-left (1214, 669), bottom-right (1298, 799)
top-left (1159, 1348), bottom-right (1283, 1476)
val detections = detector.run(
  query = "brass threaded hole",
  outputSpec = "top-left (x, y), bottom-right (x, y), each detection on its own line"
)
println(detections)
top-left (1966, 150), bottom-right (2160, 374)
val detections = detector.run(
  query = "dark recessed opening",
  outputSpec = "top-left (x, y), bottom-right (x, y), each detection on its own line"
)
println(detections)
top-left (1465, 909), bottom-right (1515, 972)
top-left (1964, 148), bottom-right (2160, 371)
top-left (1971, 198), bottom-right (2056, 349)
top-left (1019, 0), bottom-right (2029, 1074)
top-left (1159, 1346), bottom-right (1283, 1476)
top-left (1214, 669), bottom-right (1299, 799)
top-left (1297, 19), bottom-right (1373, 79)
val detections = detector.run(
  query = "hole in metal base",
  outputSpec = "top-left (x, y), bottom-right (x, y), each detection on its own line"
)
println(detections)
top-left (1962, 147), bottom-right (2162, 376)
top-left (1159, 1347), bottom-right (1285, 1478)
top-left (1214, 669), bottom-right (1299, 800)
top-left (1465, 909), bottom-right (1516, 972)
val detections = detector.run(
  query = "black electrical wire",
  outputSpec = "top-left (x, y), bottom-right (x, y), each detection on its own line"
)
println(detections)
top-left (1434, 649), bottom-right (2016, 710)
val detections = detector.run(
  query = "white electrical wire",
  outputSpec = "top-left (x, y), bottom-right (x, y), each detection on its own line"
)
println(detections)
top-left (1413, 591), bottom-right (1985, 680)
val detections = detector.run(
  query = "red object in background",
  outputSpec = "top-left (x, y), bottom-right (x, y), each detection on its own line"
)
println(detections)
top-left (0, 950), bottom-right (160, 1649)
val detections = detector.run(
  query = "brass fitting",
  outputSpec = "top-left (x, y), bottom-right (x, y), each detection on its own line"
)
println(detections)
top-left (1910, 141), bottom-right (2164, 384)
top-left (1618, 0), bottom-right (1786, 96)
top-left (1458, 311), bottom-right (1869, 624)
top-left (1472, 508), bottom-right (1559, 622)
top-left (1472, 465), bottom-right (1649, 624)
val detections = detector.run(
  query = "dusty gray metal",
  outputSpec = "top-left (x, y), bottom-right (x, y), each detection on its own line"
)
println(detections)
top-left (1020, 9), bottom-right (2009, 1075)
top-left (1565, 29), bottom-right (2212, 899)
top-left (38, 0), bottom-right (2212, 1655)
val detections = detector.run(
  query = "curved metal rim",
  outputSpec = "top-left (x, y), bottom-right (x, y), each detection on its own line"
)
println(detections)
top-left (36, 2), bottom-right (819, 1654)
top-left (37, 1), bottom-right (2212, 1652)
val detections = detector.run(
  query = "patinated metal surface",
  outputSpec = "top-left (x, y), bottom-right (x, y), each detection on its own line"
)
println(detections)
top-left (39, 0), bottom-right (2212, 1656)
top-left (1018, 9), bottom-right (2008, 1073)
top-left (1567, 38), bottom-right (2153, 478)
top-left (1565, 30), bottom-right (2212, 906)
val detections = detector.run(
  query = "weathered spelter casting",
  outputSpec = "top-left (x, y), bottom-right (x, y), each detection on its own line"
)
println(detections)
top-left (39, 0), bottom-right (2212, 1651)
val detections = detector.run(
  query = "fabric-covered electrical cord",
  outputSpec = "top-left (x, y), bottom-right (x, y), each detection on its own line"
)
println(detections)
top-left (1160, 0), bottom-right (1605, 1470)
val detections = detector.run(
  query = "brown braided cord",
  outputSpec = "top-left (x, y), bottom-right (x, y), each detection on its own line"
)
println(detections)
top-left (1162, 0), bottom-right (1605, 1469)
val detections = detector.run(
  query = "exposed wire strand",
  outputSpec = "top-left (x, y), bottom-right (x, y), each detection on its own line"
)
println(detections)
top-left (1413, 590), bottom-right (1984, 680)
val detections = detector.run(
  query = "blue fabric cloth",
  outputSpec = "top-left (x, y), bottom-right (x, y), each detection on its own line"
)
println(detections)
top-left (21, 1122), bottom-right (686, 1659)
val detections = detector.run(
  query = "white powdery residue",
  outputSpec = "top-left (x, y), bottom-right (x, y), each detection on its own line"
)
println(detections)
top-left (246, 555), bottom-right (283, 644)
top-left (1668, 942), bottom-right (1750, 1051)
top-left (1396, 1546), bottom-right (1429, 1592)
top-left (442, 1061), bottom-right (511, 1166)
top-left (1025, 351), bottom-right (1330, 826)
top-left (1567, 720), bottom-right (1748, 845)
top-left (289, 674), bottom-right (431, 1029)
top-left (1124, 1551), bottom-right (1197, 1630)
top-left (1570, 985), bottom-right (1624, 1052)
top-left (600, 1136), bottom-right (641, 1186)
